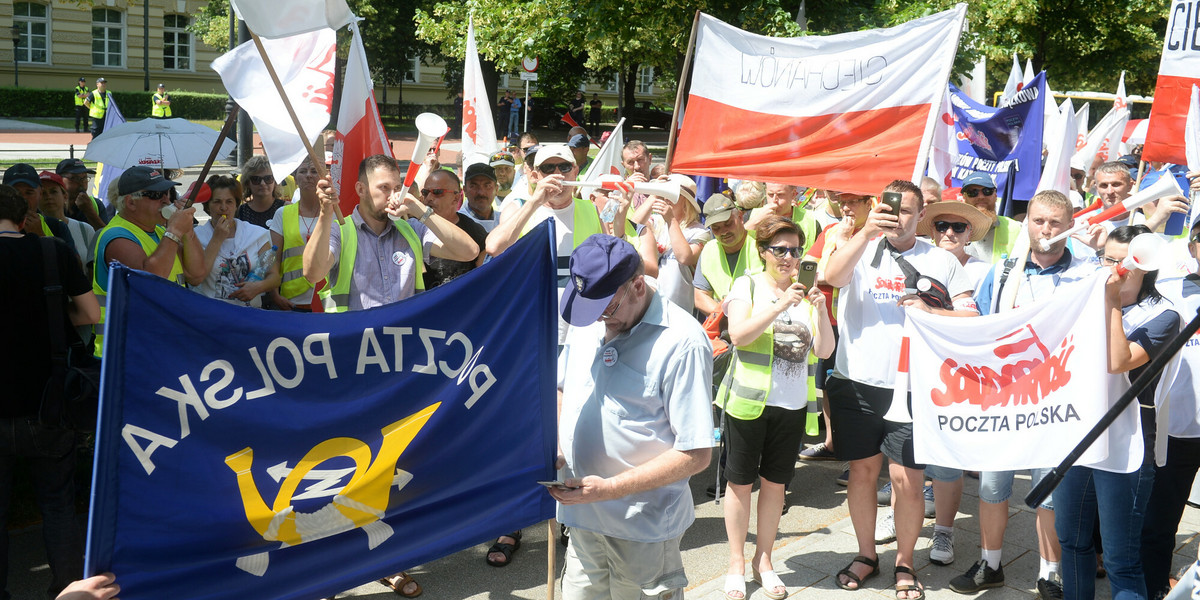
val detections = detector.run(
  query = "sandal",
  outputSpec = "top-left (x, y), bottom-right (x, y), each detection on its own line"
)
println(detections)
top-left (836, 555), bottom-right (880, 591)
top-left (893, 565), bottom-right (925, 600)
top-left (752, 568), bottom-right (788, 600)
top-left (486, 531), bottom-right (522, 567)
top-left (379, 572), bottom-right (422, 598)
top-left (723, 573), bottom-right (746, 600)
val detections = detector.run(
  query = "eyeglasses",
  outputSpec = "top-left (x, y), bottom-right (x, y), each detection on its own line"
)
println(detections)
top-left (1098, 255), bottom-right (1120, 266)
top-left (600, 285), bottom-right (629, 320)
top-left (65, 174), bottom-right (88, 182)
top-left (140, 190), bottom-right (168, 200)
top-left (421, 188), bottom-right (458, 197)
top-left (933, 220), bottom-right (969, 234)
top-left (537, 162), bottom-right (574, 175)
top-left (248, 175), bottom-right (274, 185)
top-left (962, 187), bottom-right (996, 198)
top-left (767, 245), bottom-right (803, 259)
top-left (1191, 234), bottom-right (1200, 244)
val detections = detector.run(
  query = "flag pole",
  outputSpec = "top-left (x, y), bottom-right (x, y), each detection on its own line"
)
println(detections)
top-left (248, 30), bottom-right (346, 225)
top-left (184, 105), bottom-right (239, 209)
top-left (665, 10), bottom-right (701, 173)
top-left (546, 520), bottom-right (556, 600)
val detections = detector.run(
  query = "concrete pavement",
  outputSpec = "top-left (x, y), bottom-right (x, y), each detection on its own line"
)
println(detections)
top-left (9, 455), bottom-right (1199, 599)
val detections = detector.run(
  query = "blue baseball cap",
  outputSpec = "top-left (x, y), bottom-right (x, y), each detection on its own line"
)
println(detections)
top-left (559, 234), bottom-right (641, 326)
top-left (960, 172), bottom-right (996, 189)
top-left (2, 163), bottom-right (40, 189)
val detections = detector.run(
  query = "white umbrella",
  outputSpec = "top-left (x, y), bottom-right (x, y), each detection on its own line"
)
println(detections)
top-left (83, 118), bottom-right (236, 169)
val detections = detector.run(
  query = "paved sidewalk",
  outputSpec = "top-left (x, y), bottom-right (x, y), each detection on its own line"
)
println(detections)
top-left (9, 457), bottom-right (1198, 599)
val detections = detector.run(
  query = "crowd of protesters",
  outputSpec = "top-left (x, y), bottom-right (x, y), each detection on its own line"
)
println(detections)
top-left (5, 129), bottom-right (1200, 600)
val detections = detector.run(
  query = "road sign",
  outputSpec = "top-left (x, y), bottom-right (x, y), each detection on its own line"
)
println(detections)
top-left (519, 72), bottom-right (539, 81)
top-left (522, 57), bottom-right (538, 72)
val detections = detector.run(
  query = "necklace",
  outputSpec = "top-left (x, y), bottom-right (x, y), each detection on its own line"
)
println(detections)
top-left (300, 215), bottom-right (315, 239)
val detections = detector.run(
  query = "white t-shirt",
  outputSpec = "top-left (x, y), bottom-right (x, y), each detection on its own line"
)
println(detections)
top-left (963, 255), bottom-right (992, 291)
top-left (835, 237), bottom-right (972, 388)
top-left (1156, 277), bottom-right (1200, 438)
top-left (192, 221), bottom-right (272, 306)
top-left (267, 205), bottom-right (320, 304)
top-left (648, 217), bottom-right (711, 312)
top-left (726, 274), bottom-right (816, 410)
top-left (518, 201), bottom-right (578, 344)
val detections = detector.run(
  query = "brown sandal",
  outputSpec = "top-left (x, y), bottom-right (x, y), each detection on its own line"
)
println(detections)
top-left (379, 572), bottom-right (422, 598)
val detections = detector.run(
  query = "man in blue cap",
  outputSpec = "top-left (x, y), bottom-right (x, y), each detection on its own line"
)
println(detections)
top-left (3, 163), bottom-right (70, 242)
top-left (551, 234), bottom-right (714, 599)
top-left (960, 171), bottom-right (1022, 264)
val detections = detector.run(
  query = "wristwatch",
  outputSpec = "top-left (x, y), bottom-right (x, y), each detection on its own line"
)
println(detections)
top-left (418, 206), bottom-right (434, 224)
top-left (162, 231), bottom-right (183, 246)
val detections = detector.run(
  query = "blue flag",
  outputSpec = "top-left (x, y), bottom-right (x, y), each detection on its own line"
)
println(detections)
top-left (87, 223), bottom-right (559, 600)
top-left (89, 93), bottom-right (127, 202)
top-left (948, 72), bottom-right (1046, 201)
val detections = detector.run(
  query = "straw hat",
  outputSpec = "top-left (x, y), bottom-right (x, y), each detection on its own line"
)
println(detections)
top-left (916, 201), bottom-right (992, 242)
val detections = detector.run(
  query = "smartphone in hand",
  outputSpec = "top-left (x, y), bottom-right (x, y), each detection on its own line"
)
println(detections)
top-left (881, 191), bottom-right (903, 215)
top-left (798, 259), bottom-right (818, 290)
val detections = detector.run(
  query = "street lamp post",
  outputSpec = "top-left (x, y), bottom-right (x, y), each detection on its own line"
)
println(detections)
top-left (9, 25), bottom-right (19, 87)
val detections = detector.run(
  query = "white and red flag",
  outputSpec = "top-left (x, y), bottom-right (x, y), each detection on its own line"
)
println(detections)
top-left (229, 0), bottom-right (352, 39)
top-left (999, 53), bottom-right (1022, 107)
top-left (461, 17), bottom-right (497, 166)
top-left (331, 21), bottom-right (392, 216)
top-left (1144, 0), bottom-right (1200, 165)
top-left (212, 29), bottom-right (335, 180)
top-left (672, 5), bottom-right (966, 196)
top-left (1073, 104), bottom-right (1129, 170)
top-left (1038, 98), bottom-right (1078, 196)
top-left (581, 118), bottom-right (625, 182)
top-left (926, 88), bottom-right (958, 188)
top-left (1074, 102), bottom-right (1090, 152)
top-left (902, 274), bottom-right (1126, 471)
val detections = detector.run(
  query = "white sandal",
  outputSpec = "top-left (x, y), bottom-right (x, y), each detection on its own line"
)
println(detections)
top-left (723, 573), bottom-right (746, 600)
top-left (753, 568), bottom-right (788, 600)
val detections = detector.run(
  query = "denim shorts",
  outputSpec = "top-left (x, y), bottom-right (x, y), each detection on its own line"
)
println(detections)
top-left (924, 464), bottom-right (962, 483)
top-left (979, 467), bottom-right (1054, 510)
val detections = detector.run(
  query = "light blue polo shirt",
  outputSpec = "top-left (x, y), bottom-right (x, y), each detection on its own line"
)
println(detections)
top-left (556, 291), bottom-right (715, 543)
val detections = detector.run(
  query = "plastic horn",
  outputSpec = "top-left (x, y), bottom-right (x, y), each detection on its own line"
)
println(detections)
top-left (882, 338), bottom-right (913, 423)
top-left (1115, 232), bottom-right (1167, 276)
top-left (404, 113), bottom-right (449, 189)
top-left (1039, 173), bottom-right (1187, 251)
top-left (1072, 197), bottom-right (1103, 219)
top-left (561, 178), bottom-right (681, 203)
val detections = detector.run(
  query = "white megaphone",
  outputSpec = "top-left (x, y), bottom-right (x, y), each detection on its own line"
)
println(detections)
top-left (1040, 172), bottom-right (1186, 251)
top-left (633, 181), bottom-right (682, 204)
top-left (563, 178), bottom-right (682, 203)
top-left (1115, 232), bottom-right (1167, 276)
top-left (403, 112), bottom-right (449, 189)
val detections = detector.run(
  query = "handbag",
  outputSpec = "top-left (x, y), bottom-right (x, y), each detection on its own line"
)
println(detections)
top-left (38, 237), bottom-right (101, 431)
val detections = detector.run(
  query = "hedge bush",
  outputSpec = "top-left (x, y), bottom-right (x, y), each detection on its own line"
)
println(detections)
top-left (0, 87), bottom-right (228, 120)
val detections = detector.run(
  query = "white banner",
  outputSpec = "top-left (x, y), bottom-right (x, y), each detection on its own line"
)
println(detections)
top-left (581, 118), bottom-right (625, 182)
top-left (229, 0), bottom-right (352, 39)
top-left (461, 18), bottom-right (497, 166)
top-left (907, 274), bottom-right (1111, 471)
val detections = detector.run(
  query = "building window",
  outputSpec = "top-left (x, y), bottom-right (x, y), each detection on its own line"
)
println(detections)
top-left (14, 2), bottom-right (50, 64)
top-left (638, 66), bottom-right (654, 94)
top-left (604, 75), bottom-right (618, 93)
top-left (163, 14), bottom-right (192, 71)
top-left (402, 56), bottom-right (419, 83)
top-left (498, 73), bottom-right (511, 88)
top-left (92, 9), bottom-right (123, 67)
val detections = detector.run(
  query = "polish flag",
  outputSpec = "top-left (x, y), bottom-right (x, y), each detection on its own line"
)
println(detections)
top-left (229, 0), bottom-right (352, 39)
top-left (672, 6), bottom-right (966, 196)
top-left (581, 118), bottom-right (626, 182)
top-left (461, 18), bottom-right (497, 166)
top-left (331, 21), bottom-right (391, 216)
top-left (1144, 0), bottom-right (1200, 165)
top-left (212, 29), bottom-right (335, 181)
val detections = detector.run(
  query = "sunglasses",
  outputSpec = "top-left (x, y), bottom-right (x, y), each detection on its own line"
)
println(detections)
top-left (248, 175), bottom-right (274, 185)
top-left (933, 220), bottom-right (969, 234)
top-left (490, 152), bottom-right (513, 162)
top-left (421, 188), bottom-right (457, 197)
top-left (140, 190), bottom-right (168, 200)
top-left (767, 245), bottom-right (803, 259)
top-left (1191, 234), bottom-right (1200, 244)
top-left (962, 187), bottom-right (996, 198)
top-left (538, 162), bottom-right (574, 175)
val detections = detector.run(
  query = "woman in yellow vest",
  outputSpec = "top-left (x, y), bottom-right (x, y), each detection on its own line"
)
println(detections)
top-left (151, 83), bottom-right (172, 118)
top-left (266, 156), bottom-right (320, 310)
top-left (717, 216), bottom-right (834, 600)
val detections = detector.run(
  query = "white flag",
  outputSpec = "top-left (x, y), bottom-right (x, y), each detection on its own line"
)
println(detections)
top-left (999, 53), bottom-right (1021, 107)
top-left (926, 87), bottom-right (957, 188)
top-left (1186, 85), bottom-right (1200, 172)
top-left (1038, 98), bottom-right (1077, 196)
top-left (461, 18), bottom-right (497, 166)
top-left (581, 118), bottom-right (625, 182)
top-left (1114, 71), bottom-right (1128, 110)
top-left (212, 29), bottom-right (335, 181)
top-left (1073, 105), bottom-right (1129, 170)
top-left (1074, 102), bottom-right (1090, 152)
top-left (229, 0), bottom-right (352, 39)
top-left (1022, 58), bottom-right (1035, 85)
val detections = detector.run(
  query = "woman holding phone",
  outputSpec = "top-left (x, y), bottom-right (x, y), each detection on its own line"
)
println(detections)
top-left (717, 216), bottom-right (834, 600)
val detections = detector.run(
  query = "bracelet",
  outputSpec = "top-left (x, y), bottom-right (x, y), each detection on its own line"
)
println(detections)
top-left (162, 231), bottom-right (183, 246)
top-left (418, 206), bottom-right (434, 224)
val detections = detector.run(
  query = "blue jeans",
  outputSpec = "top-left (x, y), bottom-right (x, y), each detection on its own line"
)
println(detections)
top-left (0, 417), bottom-right (83, 599)
top-left (508, 111), bottom-right (520, 139)
top-left (1055, 464), bottom-right (1155, 600)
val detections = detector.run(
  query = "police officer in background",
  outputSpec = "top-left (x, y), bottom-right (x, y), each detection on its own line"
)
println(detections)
top-left (83, 78), bottom-right (108, 138)
top-left (152, 83), bottom-right (172, 119)
top-left (73, 76), bottom-right (89, 133)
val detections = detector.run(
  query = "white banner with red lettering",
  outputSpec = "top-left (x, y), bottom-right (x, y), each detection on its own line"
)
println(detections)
top-left (1144, 0), bottom-right (1200, 165)
top-left (672, 5), bottom-right (965, 196)
top-left (905, 274), bottom-right (1116, 471)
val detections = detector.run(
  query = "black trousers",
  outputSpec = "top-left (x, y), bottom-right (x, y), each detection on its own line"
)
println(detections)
top-left (1141, 435), bottom-right (1200, 599)
top-left (74, 106), bottom-right (88, 132)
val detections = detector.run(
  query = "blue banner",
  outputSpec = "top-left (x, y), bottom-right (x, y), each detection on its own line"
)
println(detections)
top-left (87, 223), bottom-right (560, 600)
top-left (949, 72), bottom-right (1046, 201)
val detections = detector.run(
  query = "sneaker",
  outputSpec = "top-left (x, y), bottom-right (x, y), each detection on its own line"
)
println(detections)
top-left (949, 560), bottom-right (1004, 593)
top-left (799, 442), bottom-right (837, 461)
top-left (1036, 577), bottom-right (1063, 599)
top-left (836, 464), bottom-right (850, 486)
top-left (924, 484), bottom-right (936, 518)
top-left (929, 529), bottom-right (954, 565)
top-left (877, 482), bottom-right (892, 506)
top-left (875, 510), bottom-right (896, 544)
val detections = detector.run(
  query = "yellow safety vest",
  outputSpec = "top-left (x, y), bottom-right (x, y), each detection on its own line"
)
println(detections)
top-left (278, 204), bottom-right (317, 300)
top-left (74, 85), bottom-right (87, 107)
top-left (152, 92), bottom-right (172, 118)
top-left (92, 215), bottom-right (184, 357)
top-left (792, 205), bottom-right (820, 257)
top-left (320, 219), bottom-right (425, 312)
top-left (990, 216), bottom-right (1022, 262)
top-left (87, 90), bottom-right (107, 120)
top-left (697, 234), bottom-right (763, 302)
